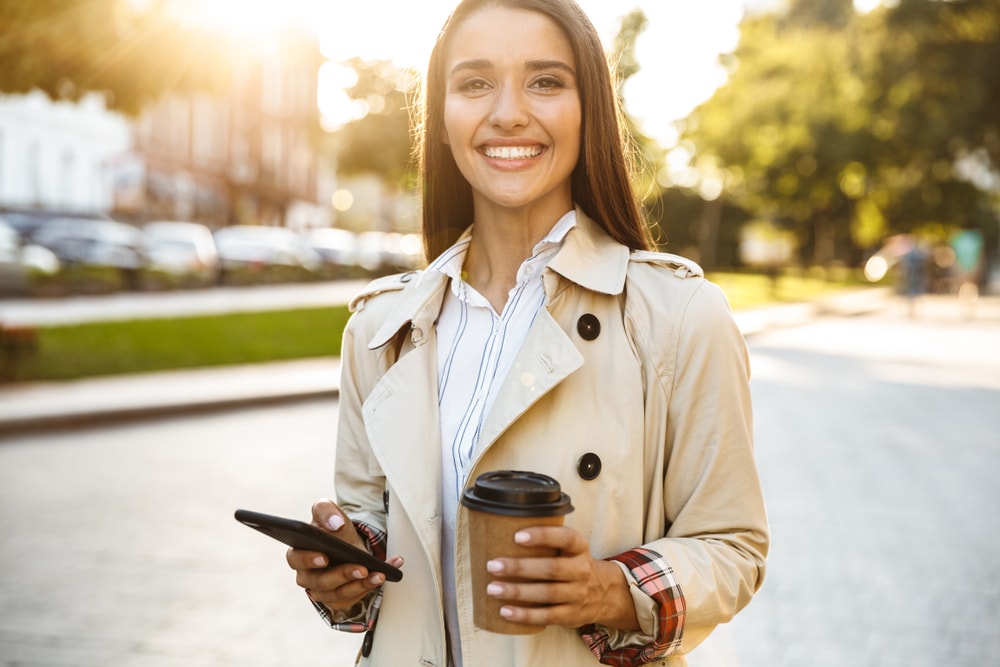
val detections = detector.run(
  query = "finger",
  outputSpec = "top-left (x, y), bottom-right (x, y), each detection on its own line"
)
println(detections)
top-left (487, 579), bottom-right (577, 606)
top-left (304, 565), bottom-right (387, 607)
top-left (311, 498), bottom-right (346, 532)
top-left (498, 602), bottom-right (576, 627)
top-left (488, 554), bottom-right (569, 582)
top-left (286, 547), bottom-right (330, 571)
top-left (512, 526), bottom-right (589, 555)
top-left (309, 499), bottom-right (365, 549)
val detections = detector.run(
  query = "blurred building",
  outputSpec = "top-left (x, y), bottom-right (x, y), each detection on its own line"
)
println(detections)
top-left (0, 91), bottom-right (130, 216)
top-left (114, 40), bottom-right (334, 231)
top-left (0, 37), bottom-right (334, 233)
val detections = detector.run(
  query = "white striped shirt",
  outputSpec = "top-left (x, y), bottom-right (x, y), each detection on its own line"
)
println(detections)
top-left (429, 209), bottom-right (577, 666)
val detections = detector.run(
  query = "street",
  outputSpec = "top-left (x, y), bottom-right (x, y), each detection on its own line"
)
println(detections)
top-left (2, 300), bottom-right (999, 666)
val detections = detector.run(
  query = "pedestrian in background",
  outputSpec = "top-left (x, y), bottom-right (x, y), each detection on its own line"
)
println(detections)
top-left (286, 1), bottom-right (768, 665)
top-left (950, 223), bottom-right (986, 306)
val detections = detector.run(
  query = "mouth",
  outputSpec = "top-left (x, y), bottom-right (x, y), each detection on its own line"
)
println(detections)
top-left (481, 145), bottom-right (544, 160)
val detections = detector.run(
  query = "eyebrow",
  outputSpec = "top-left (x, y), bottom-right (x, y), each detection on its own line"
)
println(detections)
top-left (449, 59), bottom-right (576, 77)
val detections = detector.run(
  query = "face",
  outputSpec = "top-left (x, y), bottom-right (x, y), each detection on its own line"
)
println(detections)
top-left (442, 6), bottom-right (581, 219)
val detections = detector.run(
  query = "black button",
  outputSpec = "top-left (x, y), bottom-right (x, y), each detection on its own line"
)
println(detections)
top-left (578, 453), bottom-right (602, 480)
top-left (383, 490), bottom-right (390, 514)
top-left (362, 630), bottom-right (374, 657)
top-left (577, 314), bottom-right (601, 341)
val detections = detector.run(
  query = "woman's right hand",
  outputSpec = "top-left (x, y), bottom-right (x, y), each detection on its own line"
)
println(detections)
top-left (285, 498), bottom-right (402, 612)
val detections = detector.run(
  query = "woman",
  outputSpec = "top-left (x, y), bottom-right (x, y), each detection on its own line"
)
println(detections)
top-left (287, 1), bottom-right (768, 665)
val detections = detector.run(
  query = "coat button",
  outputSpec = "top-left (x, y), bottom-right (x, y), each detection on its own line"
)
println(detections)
top-left (577, 314), bottom-right (601, 341)
top-left (361, 630), bottom-right (374, 657)
top-left (577, 453), bottom-right (602, 480)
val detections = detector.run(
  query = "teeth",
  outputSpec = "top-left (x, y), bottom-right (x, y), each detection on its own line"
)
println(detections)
top-left (483, 145), bottom-right (542, 159)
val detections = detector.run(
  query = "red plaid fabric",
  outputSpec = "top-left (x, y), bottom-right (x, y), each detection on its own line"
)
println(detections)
top-left (579, 547), bottom-right (686, 666)
top-left (310, 520), bottom-right (388, 633)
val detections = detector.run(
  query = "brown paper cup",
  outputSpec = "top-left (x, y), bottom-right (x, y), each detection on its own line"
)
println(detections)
top-left (468, 511), bottom-right (565, 634)
top-left (461, 471), bottom-right (574, 635)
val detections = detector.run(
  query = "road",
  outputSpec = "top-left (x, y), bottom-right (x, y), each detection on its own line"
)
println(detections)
top-left (1, 302), bottom-right (998, 666)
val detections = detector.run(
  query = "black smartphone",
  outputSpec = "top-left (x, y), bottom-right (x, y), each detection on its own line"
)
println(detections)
top-left (234, 508), bottom-right (403, 582)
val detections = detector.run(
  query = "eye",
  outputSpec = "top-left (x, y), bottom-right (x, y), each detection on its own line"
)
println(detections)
top-left (456, 77), bottom-right (491, 94)
top-left (531, 75), bottom-right (567, 91)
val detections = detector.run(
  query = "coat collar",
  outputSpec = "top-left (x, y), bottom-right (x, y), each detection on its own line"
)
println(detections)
top-left (366, 207), bottom-right (629, 350)
top-left (547, 207), bottom-right (630, 296)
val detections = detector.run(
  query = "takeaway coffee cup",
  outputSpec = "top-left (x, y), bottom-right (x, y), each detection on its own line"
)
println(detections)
top-left (461, 470), bottom-right (574, 634)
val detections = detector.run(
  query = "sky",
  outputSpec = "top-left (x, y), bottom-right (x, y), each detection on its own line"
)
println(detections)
top-left (172, 0), bottom-right (776, 148)
top-left (172, 1), bottom-right (909, 149)
top-left (317, 1), bottom-right (748, 147)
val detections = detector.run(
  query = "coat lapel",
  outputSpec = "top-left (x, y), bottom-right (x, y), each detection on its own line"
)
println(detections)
top-left (472, 306), bottom-right (583, 459)
top-left (362, 272), bottom-right (449, 582)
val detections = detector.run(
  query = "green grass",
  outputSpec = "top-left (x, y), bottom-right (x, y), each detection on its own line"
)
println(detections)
top-left (15, 306), bottom-right (351, 382)
top-left (6, 270), bottom-right (872, 383)
top-left (708, 268), bottom-right (867, 310)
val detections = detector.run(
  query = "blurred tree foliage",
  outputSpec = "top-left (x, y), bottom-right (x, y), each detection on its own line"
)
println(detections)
top-left (681, 0), bottom-right (1000, 266)
top-left (611, 9), bottom-right (665, 205)
top-left (330, 58), bottom-right (418, 188)
top-left (0, 0), bottom-right (232, 115)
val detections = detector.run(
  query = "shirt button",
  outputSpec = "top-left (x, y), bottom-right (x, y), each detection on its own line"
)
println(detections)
top-left (361, 630), bottom-right (374, 657)
top-left (577, 452), bottom-right (602, 480)
top-left (577, 314), bottom-right (601, 341)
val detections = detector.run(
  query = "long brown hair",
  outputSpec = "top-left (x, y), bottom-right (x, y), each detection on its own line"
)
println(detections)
top-left (416, 0), bottom-right (654, 260)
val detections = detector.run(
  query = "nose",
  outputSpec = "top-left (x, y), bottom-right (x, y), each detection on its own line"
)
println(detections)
top-left (489, 84), bottom-right (529, 130)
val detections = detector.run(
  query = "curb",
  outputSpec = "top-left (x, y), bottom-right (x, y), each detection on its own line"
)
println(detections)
top-left (0, 389), bottom-right (340, 437)
top-left (0, 288), bottom-right (896, 437)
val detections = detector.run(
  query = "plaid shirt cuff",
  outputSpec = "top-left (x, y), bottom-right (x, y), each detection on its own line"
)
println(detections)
top-left (309, 519), bottom-right (389, 633)
top-left (578, 547), bottom-right (686, 666)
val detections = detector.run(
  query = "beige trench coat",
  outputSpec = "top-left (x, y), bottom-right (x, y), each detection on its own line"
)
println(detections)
top-left (334, 211), bottom-right (769, 666)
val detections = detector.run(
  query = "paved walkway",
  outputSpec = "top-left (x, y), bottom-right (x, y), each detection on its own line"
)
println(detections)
top-left (0, 285), bottom-right (940, 436)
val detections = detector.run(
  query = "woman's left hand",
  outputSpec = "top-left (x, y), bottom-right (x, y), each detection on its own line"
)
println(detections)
top-left (485, 525), bottom-right (640, 631)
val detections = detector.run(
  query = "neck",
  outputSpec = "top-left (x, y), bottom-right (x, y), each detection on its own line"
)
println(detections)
top-left (463, 204), bottom-right (572, 313)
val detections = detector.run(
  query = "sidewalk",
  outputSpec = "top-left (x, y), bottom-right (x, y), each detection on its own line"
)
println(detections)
top-left (0, 287), bottom-right (894, 436)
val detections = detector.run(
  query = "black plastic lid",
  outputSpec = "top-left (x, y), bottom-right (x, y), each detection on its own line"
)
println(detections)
top-left (461, 470), bottom-right (574, 517)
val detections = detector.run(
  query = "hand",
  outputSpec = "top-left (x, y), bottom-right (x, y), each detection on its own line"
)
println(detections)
top-left (285, 498), bottom-right (404, 612)
top-left (484, 526), bottom-right (639, 631)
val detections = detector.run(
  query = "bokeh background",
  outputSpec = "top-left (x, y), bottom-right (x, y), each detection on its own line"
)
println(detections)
top-left (1, 1), bottom-right (999, 666)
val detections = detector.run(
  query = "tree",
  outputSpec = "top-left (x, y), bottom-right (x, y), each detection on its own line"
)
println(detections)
top-left (610, 9), bottom-right (665, 206)
top-left (329, 58), bottom-right (417, 188)
top-left (681, 0), bottom-right (1000, 267)
top-left (0, 0), bottom-right (232, 114)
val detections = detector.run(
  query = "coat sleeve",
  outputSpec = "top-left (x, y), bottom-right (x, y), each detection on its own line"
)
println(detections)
top-left (593, 276), bottom-right (769, 662)
top-left (308, 308), bottom-right (395, 632)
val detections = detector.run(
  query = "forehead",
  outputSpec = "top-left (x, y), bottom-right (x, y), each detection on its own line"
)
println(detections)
top-left (444, 6), bottom-right (575, 68)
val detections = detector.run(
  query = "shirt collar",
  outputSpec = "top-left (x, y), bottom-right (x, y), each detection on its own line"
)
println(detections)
top-left (367, 208), bottom-right (629, 349)
top-left (426, 209), bottom-right (577, 281)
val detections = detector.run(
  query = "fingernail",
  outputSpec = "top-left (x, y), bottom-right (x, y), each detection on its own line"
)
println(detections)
top-left (514, 531), bottom-right (530, 544)
top-left (312, 555), bottom-right (327, 568)
top-left (351, 568), bottom-right (365, 580)
top-left (487, 559), bottom-right (503, 574)
top-left (499, 606), bottom-right (514, 618)
top-left (487, 583), bottom-right (504, 596)
top-left (327, 515), bottom-right (345, 531)
top-left (369, 573), bottom-right (384, 586)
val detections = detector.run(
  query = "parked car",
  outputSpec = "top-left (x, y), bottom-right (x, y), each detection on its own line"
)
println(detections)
top-left (140, 221), bottom-right (221, 289)
top-left (355, 230), bottom-right (424, 276)
top-left (214, 225), bottom-right (322, 285)
top-left (31, 218), bottom-right (145, 293)
top-left (0, 209), bottom-right (113, 244)
top-left (0, 218), bottom-right (61, 296)
top-left (303, 227), bottom-right (361, 279)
